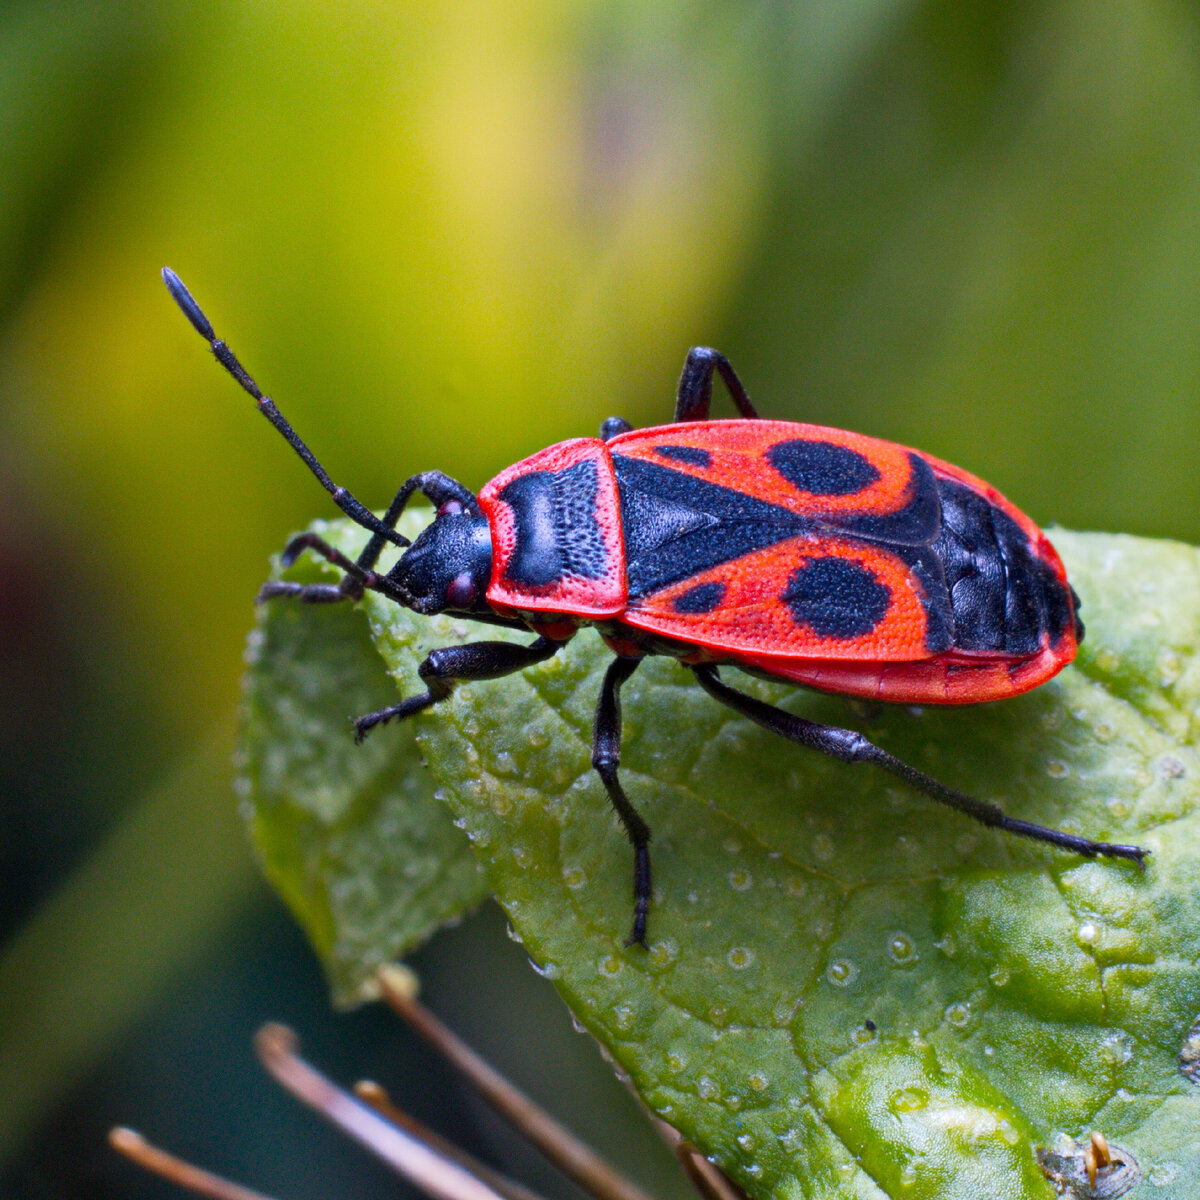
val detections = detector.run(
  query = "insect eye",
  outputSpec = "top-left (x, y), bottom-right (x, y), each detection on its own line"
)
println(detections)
top-left (437, 500), bottom-right (465, 518)
top-left (445, 572), bottom-right (477, 610)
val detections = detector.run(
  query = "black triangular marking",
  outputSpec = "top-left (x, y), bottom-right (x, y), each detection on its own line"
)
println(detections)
top-left (614, 455), bottom-right (806, 599)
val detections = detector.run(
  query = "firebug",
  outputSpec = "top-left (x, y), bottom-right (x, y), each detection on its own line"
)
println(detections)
top-left (164, 267), bottom-right (1148, 946)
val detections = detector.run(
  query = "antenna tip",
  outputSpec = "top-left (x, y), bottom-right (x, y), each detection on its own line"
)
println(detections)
top-left (162, 267), bottom-right (216, 342)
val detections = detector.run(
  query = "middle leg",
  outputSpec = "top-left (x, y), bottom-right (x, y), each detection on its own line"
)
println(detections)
top-left (591, 656), bottom-right (652, 946)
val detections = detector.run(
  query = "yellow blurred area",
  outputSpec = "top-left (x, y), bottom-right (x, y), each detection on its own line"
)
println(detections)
top-left (1, 2), bottom-right (1198, 1196)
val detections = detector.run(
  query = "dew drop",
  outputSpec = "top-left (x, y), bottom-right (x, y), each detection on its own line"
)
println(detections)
top-left (778, 1128), bottom-right (802, 1151)
top-left (827, 959), bottom-right (858, 987)
top-left (598, 954), bottom-right (623, 977)
top-left (697, 1076), bottom-right (720, 1100)
top-left (812, 833), bottom-right (835, 860)
top-left (997, 1119), bottom-right (1020, 1147)
top-left (1157, 648), bottom-right (1183, 687)
top-left (736, 1134), bottom-right (755, 1152)
top-left (899, 1163), bottom-right (918, 1187)
top-left (493, 751), bottom-right (518, 777)
top-left (1095, 649), bottom-right (1120, 674)
top-left (1045, 758), bottom-right (1069, 779)
top-left (886, 931), bottom-right (919, 966)
top-left (666, 1051), bottom-right (688, 1073)
top-left (611, 1003), bottom-right (634, 1030)
top-left (563, 865), bottom-right (586, 889)
top-left (891, 1086), bottom-right (928, 1113)
top-left (529, 958), bottom-right (560, 979)
top-left (708, 1005), bottom-right (731, 1027)
top-left (944, 1001), bottom-right (971, 1029)
top-left (649, 938), bottom-right (679, 967)
top-left (505, 923), bottom-right (523, 944)
top-left (724, 1093), bottom-right (743, 1112)
top-left (1106, 797), bottom-right (1130, 820)
top-left (728, 869), bottom-right (753, 892)
top-left (748, 1071), bottom-right (769, 1092)
top-left (851, 1022), bottom-right (878, 1046)
top-left (989, 966), bottom-right (1010, 988)
top-left (511, 844), bottom-right (532, 869)
top-left (1094, 721), bottom-right (1116, 743)
top-left (526, 723), bottom-right (550, 748)
top-left (1076, 921), bottom-right (1100, 947)
top-left (744, 1164), bottom-right (763, 1180)
top-left (491, 794), bottom-right (513, 817)
top-left (723, 837), bottom-right (742, 854)
top-left (1102, 1030), bottom-right (1133, 1066)
top-left (727, 946), bottom-right (756, 971)
top-left (772, 998), bottom-right (799, 1026)
top-left (1040, 708), bottom-right (1064, 731)
top-left (1148, 1161), bottom-right (1180, 1185)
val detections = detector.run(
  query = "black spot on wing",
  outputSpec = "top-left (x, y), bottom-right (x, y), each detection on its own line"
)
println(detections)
top-left (614, 455), bottom-right (805, 599)
top-left (654, 444), bottom-right (712, 468)
top-left (767, 439), bottom-right (881, 496)
top-left (783, 557), bottom-right (891, 639)
top-left (499, 459), bottom-right (607, 586)
top-left (672, 581), bottom-right (725, 614)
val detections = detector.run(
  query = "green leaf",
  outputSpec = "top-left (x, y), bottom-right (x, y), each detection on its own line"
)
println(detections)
top-left (239, 516), bottom-right (489, 1005)
top-left (245, 521), bottom-right (1200, 1197)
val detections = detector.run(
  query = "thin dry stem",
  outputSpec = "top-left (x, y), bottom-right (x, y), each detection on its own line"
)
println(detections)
top-left (108, 1128), bottom-right (277, 1200)
top-left (377, 966), bottom-right (655, 1200)
top-left (255, 1023), bottom-right (506, 1200)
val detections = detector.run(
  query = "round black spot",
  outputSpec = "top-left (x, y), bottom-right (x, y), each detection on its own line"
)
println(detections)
top-left (783, 557), bottom-right (891, 639)
top-left (654, 444), bottom-right (712, 468)
top-left (672, 581), bottom-right (725, 614)
top-left (766, 439), bottom-right (881, 496)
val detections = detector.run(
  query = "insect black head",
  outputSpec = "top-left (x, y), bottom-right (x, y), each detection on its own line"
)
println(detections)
top-left (388, 510), bottom-right (493, 615)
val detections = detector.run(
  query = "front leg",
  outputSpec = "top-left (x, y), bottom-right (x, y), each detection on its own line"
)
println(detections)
top-left (354, 635), bottom-right (562, 742)
top-left (590, 656), bottom-right (651, 946)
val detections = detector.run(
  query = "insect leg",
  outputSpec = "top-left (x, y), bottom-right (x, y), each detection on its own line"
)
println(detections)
top-left (673, 348), bottom-right (759, 422)
top-left (590, 656), bottom-right (652, 946)
top-left (353, 471), bottom-right (479, 574)
top-left (600, 417), bottom-right (633, 441)
top-left (255, 531), bottom-right (407, 605)
top-left (353, 635), bottom-right (562, 742)
top-left (691, 664), bottom-right (1149, 868)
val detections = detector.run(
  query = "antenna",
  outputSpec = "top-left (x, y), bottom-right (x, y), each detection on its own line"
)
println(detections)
top-left (162, 267), bottom-right (410, 549)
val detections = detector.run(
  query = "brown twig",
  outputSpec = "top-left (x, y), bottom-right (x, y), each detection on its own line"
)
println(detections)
top-left (377, 966), bottom-right (655, 1200)
top-left (108, 1128), bottom-right (278, 1200)
top-left (254, 1023), bottom-right (507, 1200)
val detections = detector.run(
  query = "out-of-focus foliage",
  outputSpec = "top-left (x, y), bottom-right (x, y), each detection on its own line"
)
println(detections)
top-left (2, 2), bottom-right (1199, 1197)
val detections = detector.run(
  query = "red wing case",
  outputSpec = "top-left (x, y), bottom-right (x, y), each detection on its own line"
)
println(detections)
top-left (479, 438), bottom-right (627, 619)
top-left (607, 421), bottom-right (1080, 702)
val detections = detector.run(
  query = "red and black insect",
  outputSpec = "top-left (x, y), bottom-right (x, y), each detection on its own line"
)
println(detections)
top-left (164, 268), bottom-right (1147, 946)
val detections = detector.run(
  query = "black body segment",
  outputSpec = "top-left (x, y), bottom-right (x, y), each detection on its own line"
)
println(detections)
top-left (498, 459), bottom-right (609, 587)
top-left (930, 475), bottom-right (1071, 654)
top-left (614, 455), bottom-right (806, 599)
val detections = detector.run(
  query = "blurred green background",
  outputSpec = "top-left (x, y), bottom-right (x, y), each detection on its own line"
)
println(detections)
top-left (2, 2), bottom-right (1198, 1197)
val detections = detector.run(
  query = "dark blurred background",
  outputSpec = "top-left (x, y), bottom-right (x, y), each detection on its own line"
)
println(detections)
top-left (2, 3), bottom-right (1199, 1197)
